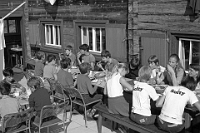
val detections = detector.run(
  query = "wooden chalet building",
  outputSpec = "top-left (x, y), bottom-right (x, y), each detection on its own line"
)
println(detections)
top-left (0, 0), bottom-right (200, 70)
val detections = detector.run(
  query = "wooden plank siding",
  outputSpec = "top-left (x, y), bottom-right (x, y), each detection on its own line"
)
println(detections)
top-left (28, 22), bottom-right (40, 45)
top-left (128, 0), bottom-right (200, 65)
top-left (27, 0), bottom-right (128, 62)
top-left (141, 33), bottom-right (168, 67)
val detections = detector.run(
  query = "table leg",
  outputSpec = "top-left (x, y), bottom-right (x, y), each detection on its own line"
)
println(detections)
top-left (97, 112), bottom-right (103, 133)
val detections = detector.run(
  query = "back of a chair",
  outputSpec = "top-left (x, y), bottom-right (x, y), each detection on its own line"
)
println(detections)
top-left (2, 108), bottom-right (34, 132)
top-left (39, 101), bottom-right (68, 126)
top-left (45, 78), bottom-right (57, 92)
top-left (54, 82), bottom-right (67, 102)
top-left (64, 88), bottom-right (85, 105)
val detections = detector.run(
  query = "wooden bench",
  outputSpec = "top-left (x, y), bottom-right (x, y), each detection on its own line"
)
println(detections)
top-left (94, 103), bottom-right (168, 133)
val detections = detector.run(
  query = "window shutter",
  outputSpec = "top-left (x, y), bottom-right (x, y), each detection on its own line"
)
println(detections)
top-left (105, 24), bottom-right (127, 62)
top-left (141, 33), bottom-right (168, 67)
top-left (168, 33), bottom-right (178, 56)
top-left (28, 23), bottom-right (39, 45)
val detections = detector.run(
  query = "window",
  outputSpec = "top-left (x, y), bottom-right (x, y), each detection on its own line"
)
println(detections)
top-left (81, 26), bottom-right (106, 53)
top-left (4, 19), bottom-right (17, 34)
top-left (179, 38), bottom-right (200, 70)
top-left (44, 24), bottom-right (61, 47)
top-left (39, 19), bottom-right (63, 49)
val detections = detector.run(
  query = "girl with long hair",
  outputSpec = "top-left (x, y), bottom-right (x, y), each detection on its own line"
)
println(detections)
top-left (106, 63), bottom-right (133, 117)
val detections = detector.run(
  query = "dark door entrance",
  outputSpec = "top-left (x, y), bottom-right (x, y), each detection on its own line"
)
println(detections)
top-left (4, 17), bottom-right (22, 68)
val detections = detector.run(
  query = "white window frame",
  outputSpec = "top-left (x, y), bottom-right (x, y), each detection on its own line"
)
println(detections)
top-left (80, 26), bottom-right (105, 53)
top-left (44, 24), bottom-right (61, 47)
top-left (179, 38), bottom-right (200, 70)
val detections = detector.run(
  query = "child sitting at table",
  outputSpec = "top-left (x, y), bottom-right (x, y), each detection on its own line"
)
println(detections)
top-left (34, 51), bottom-right (45, 77)
top-left (125, 56), bottom-right (140, 80)
top-left (57, 58), bottom-right (75, 89)
top-left (28, 77), bottom-right (51, 118)
top-left (156, 77), bottom-right (200, 133)
top-left (106, 63), bottom-right (134, 117)
top-left (148, 55), bottom-right (165, 85)
top-left (97, 50), bottom-right (119, 72)
top-left (0, 81), bottom-right (20, 119)
top-left (77, 62), bottom-right (101, 97)
top-left (43, 54), bottom-right (57, 80)
top-left (2, 67), bottom-right (15, 84)
top-left (2, 68), bottom-right (26, 93)
top-left (64, 45), bottom-right (76, 67)
top-left (130, 66), bottom-right (160, 125)
top-left (77, 44), bottom-right (95, 70)
top-left (77, 62), bottom-right (102, 117)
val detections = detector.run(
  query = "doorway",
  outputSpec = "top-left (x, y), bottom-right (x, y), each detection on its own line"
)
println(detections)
top-left (4, 17), bottom-right (22, 68)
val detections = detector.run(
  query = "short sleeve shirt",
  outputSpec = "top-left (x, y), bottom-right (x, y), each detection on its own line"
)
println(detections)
top-left (29, 88), bottom-right (51, 114)
top-left (66, 53), bottom-right (76, 66)
top-left (105, 58), bottom-right (119, 72)
top-left (159, 86), bottom-right (198, 124)
top-left (0, 96), bottom-right (20, 118)
top-left (43, 64), bottom-right (57, 79)
top-left (82, 54), bottom-right (95, 64)
top-left (77, 74), bottom-right (96, 95)
top-left (132, 81), bottom-right (159, 116)
top-left (34, 60), bottom-right (44, 77)
top-left (57, 69), bottom-right (74, 88)
top-left (151, 66), bottom-right (165, 79)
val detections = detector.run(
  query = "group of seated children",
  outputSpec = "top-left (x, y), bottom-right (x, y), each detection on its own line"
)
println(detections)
top-left (148, 54), bottom-right (185, 86)
top-left (0, 71), bottom-right (51, 124)
top-left (106, 63), bottom-right (200, 133)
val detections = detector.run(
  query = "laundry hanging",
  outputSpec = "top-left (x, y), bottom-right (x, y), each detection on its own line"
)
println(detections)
top-left (0, 20), bottom-right (6, 80)
top-left (189, 0), bottom-right (200, 15)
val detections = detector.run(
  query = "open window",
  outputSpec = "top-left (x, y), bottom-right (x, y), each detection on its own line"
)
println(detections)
top-left (179, 38), bottom-right (200, 70)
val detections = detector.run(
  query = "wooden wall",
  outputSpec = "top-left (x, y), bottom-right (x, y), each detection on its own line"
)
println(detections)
top-left (128, 0), bottom-right (200, 57)
top-left (28, 0), bottom-right (128, 57)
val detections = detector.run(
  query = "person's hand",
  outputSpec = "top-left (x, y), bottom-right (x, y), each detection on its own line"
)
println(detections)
top-left (77, 52), bottom-right (81, 59)
top-left (167, 64), bottom-right (175, 74)
top-left (97, 62), bottom-right (103, 68)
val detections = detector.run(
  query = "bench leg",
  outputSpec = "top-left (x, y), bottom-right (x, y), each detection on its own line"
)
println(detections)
top-left (97, 112), bottom-right (103, 133)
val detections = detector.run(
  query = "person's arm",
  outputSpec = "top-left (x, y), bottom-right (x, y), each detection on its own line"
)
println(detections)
top-left (86, 79), bottom-right (97, 95)
top-left (156, 72), bottom-right (165, 85)
top-left (52, 66), bottom-right (58, 81)
top-left (90, 62), bottom-right (95, 70)
top-left (194, 102), bottom-right (200, 111)
top-left (167, 65), bottom-right (184, 86)
top-left (156, 94), bottom-right (166, 107)
top-left (28, 95), bottom-right (35, 109)
top-left (66, 74), bottom-right (75, 88)
top-left (119, 77), bottom-right (133, 91)
top-left (77, 52), bottom-right (82, 65)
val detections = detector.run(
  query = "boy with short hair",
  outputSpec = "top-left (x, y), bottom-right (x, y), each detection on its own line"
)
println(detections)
top-left (125, 56), bottom-right (140, 80)
top-left (97, 50), bottom-right (118, 72)
top-left (77, 62), bottom-right (100, 97)
top-left (156, 78), bottom-right (200, 133)
top-left (43, 54), bottom-right (57, 80)
top-left (130, 66), bottom-right (161, 125)
top-left (2, 68), bottom-right (15, 84)
top-left (34, 51), bottom-right (45, 77)
top-left (28, 76), bottom-right (51, 116)
top-left (0, 81), bottom-right (20, 119)
top-left (57, 58), bottom-right (74, 88)
top-left (77, 44), bottom-right (95, 70)
top-left (65, 45), bottom-right (76, 67)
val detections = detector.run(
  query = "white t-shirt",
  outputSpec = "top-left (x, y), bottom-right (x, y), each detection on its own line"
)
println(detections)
top-left (151, 66), bottom-right (165, 79)
top-left (107, 73), bottom-right (123, 98)
top-left (132, 81), bottom-right (159, 116)
top-left (159, 86), bottom-right (198, 124)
